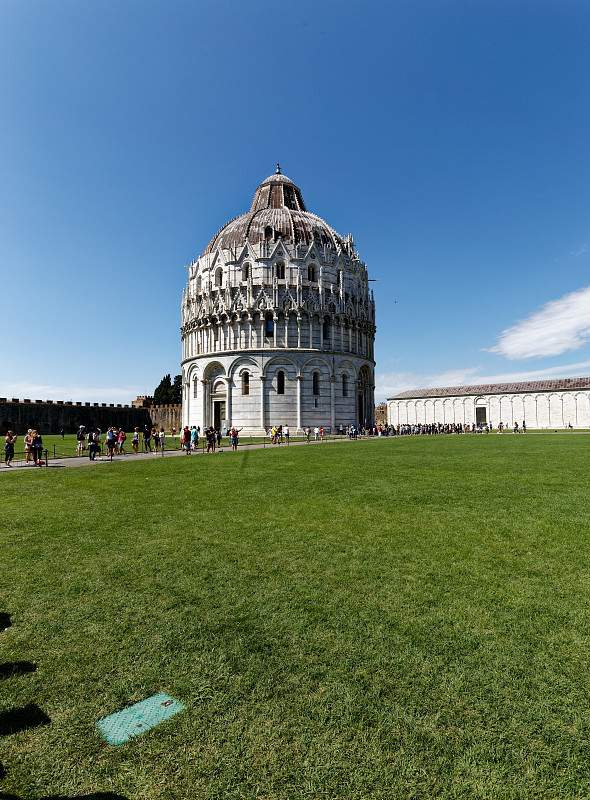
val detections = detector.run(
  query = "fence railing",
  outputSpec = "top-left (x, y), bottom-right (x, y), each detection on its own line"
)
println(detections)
top-left (1, 432), bottom-right (355, 468)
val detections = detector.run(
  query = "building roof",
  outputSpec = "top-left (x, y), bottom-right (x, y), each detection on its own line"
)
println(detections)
top-left (203, 168), bottom-right (344, 255)
top-left (388, 376), bottom-right (590, 400)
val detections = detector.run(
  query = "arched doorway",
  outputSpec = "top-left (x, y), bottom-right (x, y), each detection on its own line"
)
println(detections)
top-left (211, 379), bottom-right (227, 432)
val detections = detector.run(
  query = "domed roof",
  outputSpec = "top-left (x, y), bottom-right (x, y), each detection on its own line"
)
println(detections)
top-left (203, 166), bottom-right (344, 255)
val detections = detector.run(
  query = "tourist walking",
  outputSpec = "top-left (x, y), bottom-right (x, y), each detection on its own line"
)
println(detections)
top-left (143, 425), bottom-right (152, 453)
top-left (153, 428), bottom-right (160, 452)
top-left (76, 426), bottom-right (86, 455)
top-left (4, 431), bottom-right (17, 467)
top-left (230, 426), bottom-right (243, 451)
top-left (30, 430), bottom-right (43, 465)
top-left (182, 425), bottom-right (191, 454)
top-left (24, 429), bottom-right (33, 463)
top-left (88, 431), bottom-right (98, 460)
top-left (132, 427), bottom-right (140, 454)
top-left (159, 428), bottom-right (166, 453)
top-left (284, 425), bottom-right (290, 444)
top-left (117, 428), bottom-right (126, 454)
top-left (190, 425), bottom-right (199, 451)
top-left (106, 427), bottom-right (116, 461)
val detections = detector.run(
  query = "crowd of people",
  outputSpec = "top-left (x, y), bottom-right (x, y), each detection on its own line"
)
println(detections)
top-left (74, 425), bottom-right (169, 460)
top-left (4, 418), bottom-right (539, 468)
top-left (383, 421), bottom-right (528, 435)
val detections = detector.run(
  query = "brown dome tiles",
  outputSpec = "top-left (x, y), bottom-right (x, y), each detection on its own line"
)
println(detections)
top-left (203, 170), bottom-right (341, 255)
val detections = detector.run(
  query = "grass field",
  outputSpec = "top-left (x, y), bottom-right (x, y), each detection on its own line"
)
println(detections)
top-left (2, 435), bottom-right (590, 799)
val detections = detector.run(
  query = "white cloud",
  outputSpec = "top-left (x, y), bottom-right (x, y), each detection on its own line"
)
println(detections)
top-left (570, 243), bottom-right (588, 257)
top-left (376, 359), bottom-right (590, 401)
top-left (0, 381), bottom-right (144, 405)
top-left (488, 286), bottom-right (590, 359)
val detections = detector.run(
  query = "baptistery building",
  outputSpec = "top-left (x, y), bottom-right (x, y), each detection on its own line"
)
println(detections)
top-left (180, 167), bottom-right (376, 434)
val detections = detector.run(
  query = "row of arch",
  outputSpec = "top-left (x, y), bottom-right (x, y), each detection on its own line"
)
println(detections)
top-left (182, 355), bottom-right (374, 431)
top-left (202, 261), bottom-right (326, 289)
top-left (388, 392), bottom-right (590, 428)
top-left (181, 310), bottom-right (375, 360)
top-left (184, 354), bottom-right (373, 384)
top-left (197, 369), bottom-right (350, 399)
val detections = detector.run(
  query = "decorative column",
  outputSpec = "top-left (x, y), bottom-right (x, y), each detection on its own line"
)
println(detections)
top-left (284, 314), bottom-right (289, 347)
top-left (259, 376), bottom-right (266, 431)
top-left (296, 375), bottom-right (303, 431)
top-left (309, 316), bottom-right (313, 349)
top-left (297, 314), bottom-right (301, 348)
top-left (201, 379), bottom-right (208, 429)
top-left (330, 375), bottom-right (336, 430)
top-left (225, 376), bottom-right (232, 427)
top-left (273, 314), bottom-right (278, 348)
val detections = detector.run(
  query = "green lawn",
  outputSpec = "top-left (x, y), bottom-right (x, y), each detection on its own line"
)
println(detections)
top-left (2, 435), bottom-right (590, 799)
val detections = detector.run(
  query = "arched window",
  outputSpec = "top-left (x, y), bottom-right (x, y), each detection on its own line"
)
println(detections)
top-left (196, 276), bottom-right (202, 293)
top-left (193, 378), bottom-right (198, 399)
top-left (308, 264), bottom-right (316, 282)
top-left (265, 314), bottom-right (274, 338)
top-left (215, 267), bottom-right (223, 287)
top-left (322, 317), bottom-right (330, 342)
top-left (242, 372), bottom-right (250, 396)
top-left (277, 370), bottom-right (285, 395)
top-left (312, 371), bottom-right (320, 396)
top-left (275, 261), bottom-right (285, 280)
top-left (264, 226), bottom-right (273, 240)
top-left (242, 263), bottom-right (250, 281)
top-left (342, 374), bottom-right (348, 397)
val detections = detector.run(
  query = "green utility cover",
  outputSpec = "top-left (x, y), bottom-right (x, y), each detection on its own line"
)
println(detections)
top-left (97, 692), bottom-right (184, 745)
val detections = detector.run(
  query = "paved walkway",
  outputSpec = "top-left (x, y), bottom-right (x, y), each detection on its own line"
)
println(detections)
top-left (0, 436), bottom-right (371, 473)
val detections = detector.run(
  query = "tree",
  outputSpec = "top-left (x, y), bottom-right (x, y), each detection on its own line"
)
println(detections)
top-left (153, 374), bottom-right (172, 405)
top-left (153, 373), bottom-right (182, 405)
top-left (171, 374), bottom-right (182, 404)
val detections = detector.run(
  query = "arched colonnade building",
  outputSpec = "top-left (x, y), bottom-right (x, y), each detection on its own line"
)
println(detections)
top-left (181, 167), bottom-right (376, 434)
top-left (387, 377), bottom-right (590, 429)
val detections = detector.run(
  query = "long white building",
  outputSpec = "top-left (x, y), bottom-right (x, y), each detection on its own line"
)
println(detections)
top-left (181, 167), bottom-right (376, 434)
top-left (387, 377), bottom-right (590, 429)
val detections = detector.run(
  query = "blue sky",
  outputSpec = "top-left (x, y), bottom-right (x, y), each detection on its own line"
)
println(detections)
top-left (1, 0), bottom-right (589, 403)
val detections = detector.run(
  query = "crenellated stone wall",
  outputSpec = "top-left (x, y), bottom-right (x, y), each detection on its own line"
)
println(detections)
top-left (149, 404), bottom-right (182, 432)
top-left (0, 398), bottom-right (151, 435)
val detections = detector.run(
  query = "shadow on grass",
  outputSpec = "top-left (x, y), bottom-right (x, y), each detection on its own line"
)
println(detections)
top-left (0, 705), bottom-right (50, 737)
top-left (0, 663), bottom-right (37, 680)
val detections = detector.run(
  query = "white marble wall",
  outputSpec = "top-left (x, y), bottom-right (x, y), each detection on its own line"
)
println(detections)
top-left (183, 352), bottom-right (373, 434)
top-left (387, 391), bottom-right (590, 429)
